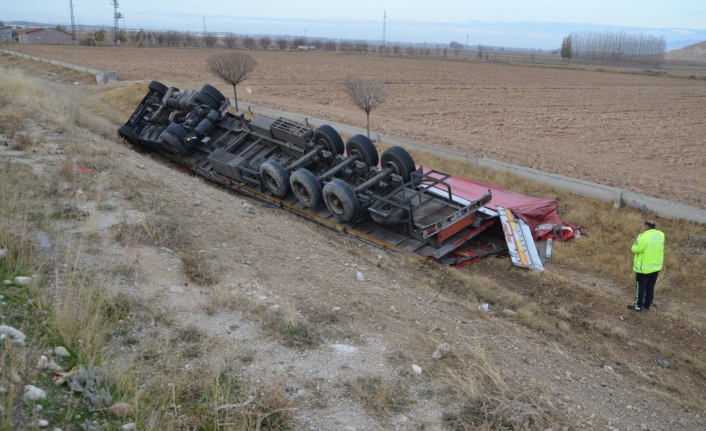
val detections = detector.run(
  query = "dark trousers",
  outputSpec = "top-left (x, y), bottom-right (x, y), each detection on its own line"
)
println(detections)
top-left (635, 271), bottom-right (659, 309)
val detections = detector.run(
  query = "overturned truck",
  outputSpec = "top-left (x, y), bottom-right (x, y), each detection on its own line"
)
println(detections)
top-left (118, 81), bottom-right (529, 268)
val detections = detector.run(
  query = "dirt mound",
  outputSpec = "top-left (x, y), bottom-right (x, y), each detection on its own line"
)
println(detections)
top-left (666, 40), bottom-right (706, 63)
top-left (100, 81), bottom-right (151, 117)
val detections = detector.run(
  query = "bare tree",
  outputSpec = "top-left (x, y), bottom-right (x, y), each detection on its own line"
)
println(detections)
top-left (242, 36), bottom-right (257, 49)
top-left (259, 36), bottom-right (272, 50)
top-left (343, 75), bottom-right (388, 138)
top-left (202, 32), bottom-right (218, 48)
top-left (275, 37), bottom-right (288, 50)
top-left (291, 36), bottom-right (306, 48)
top-left (222, 33), bottom-right (238, 49)
top-left (207, 52), bottom-right (257, 112)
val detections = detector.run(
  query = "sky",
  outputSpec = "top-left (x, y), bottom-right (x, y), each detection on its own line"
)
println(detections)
top-left (2, 0), bottom-right (705, 49)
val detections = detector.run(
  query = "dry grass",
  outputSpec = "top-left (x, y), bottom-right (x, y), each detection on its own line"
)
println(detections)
top-left (0, 106), bottom-right (26, 137)
top-left (345, 376), bottom-right (411, 418)
top-left (0, 67), bottom-right (76, 132)
top-left (100, 81), bottom-right (153, 117)
top-left (180, 251), bottom-right (219, 286)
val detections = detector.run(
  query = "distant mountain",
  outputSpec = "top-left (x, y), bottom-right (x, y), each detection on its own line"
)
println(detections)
top-left (667, 39), bottom-right (704, 51)
top-left (665, 40), bottom-right (706, 63)
top-left (6, 20), bottom-right (111, 32)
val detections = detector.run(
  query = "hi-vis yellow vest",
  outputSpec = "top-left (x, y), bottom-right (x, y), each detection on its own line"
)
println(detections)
top-left (632, 228), bottom-right (665, 274)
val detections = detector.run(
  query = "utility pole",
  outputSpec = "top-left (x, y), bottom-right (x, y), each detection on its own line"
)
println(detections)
top-left (466, 34), bottom-right (469, 49)
top-left (69, 0), bottom-right (76, 40)
top-left (382, 11), bottom-right (387, 46)
top-left (202, 16), bottom-right (206, 35)
top-left (111, 1), bottom-right (123, 44)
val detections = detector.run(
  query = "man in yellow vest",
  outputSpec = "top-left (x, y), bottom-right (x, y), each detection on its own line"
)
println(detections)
top-left (628, 219), bottom-right (665, 312)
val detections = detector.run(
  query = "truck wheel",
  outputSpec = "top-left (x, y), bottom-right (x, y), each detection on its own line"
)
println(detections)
top-left (380, 146), bottom-right (415, 182)
top-left (260, 160), bottom-right (290, 198)
top-left (160, 130), bottom-right (187, 155)
top-left (166, 122), bottom-right (187, 138)
top-left (313, 125), bottom-right (344, 155)
top-left (201, 84), bottom-right (226, 105)
top-left (148, 80), bottom-right (168, 96)
top-left (290, 169), bottom-right (323, 207)
top-left (117, 125), bottom-right (140, 147)
top-left (323, 179), bottom-right (359, 222)
top-left (346, 134), bottom-right (379, 167)
top-left (194, 91), bottom-right (220, 110)
top-left (369, 195), bottom-right (413, 225)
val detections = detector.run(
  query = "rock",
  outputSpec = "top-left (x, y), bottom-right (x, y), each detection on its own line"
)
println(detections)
top-left (503, 309), bottom-right (517, 316)
top-left (412, 364), bottom-right (422, 375)
top-left (76, 189), bottom-right (84, 196)
top-left (121, 424), bottom-right (137, 431)
top-left (160, 247), bottom-right (174, 253)
top-left (37, 419), bottom-right (49, 427)
top-left (0, 326), bottom-right (27, 344)
top-left (14, 276), bottom-right (34, 285)
top-left (54, 346), bottom-right (70, 357)
top-left (47, 361), bottom-right (62, 371)
top-left (331, 307), bottom-right (341, 312)
top-left (0, 249), bottom-right (6, 259)
top-left (137, 164), bottom-right (145, 169)
top-left (432, 343), bottom-right (451, 359)
top-left (169, 285), bottom-right (184, 293)
top-left (356, 271), bottom-right (364, 282)
top-left (109, 402), bottom-right (133, 417)
top-left (655, 358), bottom-right (671, 368)
top-left (3, 280), bottom-right (10, 285)
top-left (24, 385), bottom-right (47, 401)
top-left (37, 355), bottom-right (48, 369)
top-left (53, 428), bottom-right (63, 431)
top-left (329, 344), bottom-right (358, 354)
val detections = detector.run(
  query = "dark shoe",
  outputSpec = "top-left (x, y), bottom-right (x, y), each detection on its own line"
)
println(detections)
top-left (627, 305), bottom-right (642, 312)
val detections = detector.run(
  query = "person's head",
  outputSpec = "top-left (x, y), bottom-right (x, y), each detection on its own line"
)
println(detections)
top-left (644, 219), bottom-right (656, 231)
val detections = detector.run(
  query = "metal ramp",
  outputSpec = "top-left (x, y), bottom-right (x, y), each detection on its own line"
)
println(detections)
top-left (496, 206), bottom-right (544, 271)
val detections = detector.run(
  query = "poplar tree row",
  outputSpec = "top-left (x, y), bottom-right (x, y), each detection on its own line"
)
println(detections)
top-left (560, 30), bottom-right (666, 68)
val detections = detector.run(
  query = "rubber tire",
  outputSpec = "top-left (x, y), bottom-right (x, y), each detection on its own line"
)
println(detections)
top-left (259, 160), bottom-right (290, 198)
top-left (369, 195), bottom-right (413, 225)
top-left (201, 84), bottom-right (226, 105)
top-left (380, 146), bottom-right (416, 182)
top-left (313, 125), bottom-right (344, 155)
top-left (323, 179), bottom-right (360, 222)
top-left (345, 134), bottom-right (379, 167)
top-left (166, 122), bottom-right (187, 138)
top-left (160, 130), bottom-right (187, 155)
top-left (194, 91), bottom-right (220, 110)
top-left (148, 80), bottom-right (168, 96)
top-left (117, 125), bottom-right (140, 147)
top-left (290, 169), bottom-right (323, 208)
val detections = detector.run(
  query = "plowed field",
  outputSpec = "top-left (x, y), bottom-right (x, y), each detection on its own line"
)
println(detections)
top-left (9, 45), bottom-right (706, 208)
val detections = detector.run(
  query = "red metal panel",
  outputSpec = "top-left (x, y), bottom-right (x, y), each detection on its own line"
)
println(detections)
top-left (437, 213), bottom-right (474, 245)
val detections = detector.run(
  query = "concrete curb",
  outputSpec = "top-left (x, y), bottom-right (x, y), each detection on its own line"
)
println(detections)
top-left (240, 101), bottom-right (706, 225)
top-left (0, 49), bottom-right (117, 84)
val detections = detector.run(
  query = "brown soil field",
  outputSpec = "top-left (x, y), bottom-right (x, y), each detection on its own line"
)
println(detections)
top-left (8, 45), bottom-right (706, 210)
